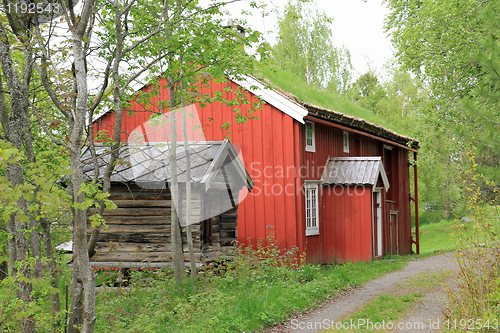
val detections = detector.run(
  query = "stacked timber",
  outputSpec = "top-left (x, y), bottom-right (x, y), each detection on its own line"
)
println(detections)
top-left (88, 183), bottom-right (204, 268)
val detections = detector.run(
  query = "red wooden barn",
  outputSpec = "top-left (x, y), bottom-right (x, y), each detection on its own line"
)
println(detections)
top-left (93, 75), bottom-right (420, 264)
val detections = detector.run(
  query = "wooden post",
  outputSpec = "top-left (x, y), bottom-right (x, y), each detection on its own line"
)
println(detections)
top-left (414, 151), bottom-right (420, 255)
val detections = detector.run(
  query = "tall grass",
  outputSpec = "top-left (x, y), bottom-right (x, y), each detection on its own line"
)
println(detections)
top-left (94, 237), bottom-right (409, 333)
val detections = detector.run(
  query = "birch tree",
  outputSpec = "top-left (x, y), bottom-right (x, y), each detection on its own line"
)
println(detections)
top-left (0, 5), bottom-right (66, 331)
top-left (34, 1), bottom-right (98, 331)
top-left (273, 0), bottom-right (352, 92)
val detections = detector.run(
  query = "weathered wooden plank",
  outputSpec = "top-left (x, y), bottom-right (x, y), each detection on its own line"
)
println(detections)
top-left (109, 193), bottom-right (171, 201)
top-left (91, 224), bottom-right (168, 234)
top-left (180, 225), bottom-right (201, 233)
top-left (90, 224), bottom-right (201, 234)
top-left (95, 241), bottom-right (202, 253)
top-left (220, 230), bottom-right (236, 239)
top-left (113, 200), bottom-right (171, 208)
top-left (220, 215), bottom-right (237, 222)
top-left (93, 251), bottom-right (202, 262)
top-left (98, 233), bottom-right (169, 243)
top-left (110, 184), bottom-right (169, 193)
top-left (219, 222), bottom-right (237, 230)
top-left (98, 232), bottom-right (202, 243)
top-left (88, 207), bottom-right (170, 217)
top-left (100, 216), bottom-right (170, 225)
top-left (91, 262), bottom-right (203, 269)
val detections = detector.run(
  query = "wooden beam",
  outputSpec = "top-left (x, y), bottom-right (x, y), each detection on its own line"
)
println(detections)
top-left (113, 200), bottom-right (171, 208)
top-left (305, 116), bottom-right (419, 153)
top-left (413, 151), bottom-right (420, 255)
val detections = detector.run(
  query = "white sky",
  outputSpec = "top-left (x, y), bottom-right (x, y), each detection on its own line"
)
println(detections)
top-left (226, 0), bottom-right (394, 81)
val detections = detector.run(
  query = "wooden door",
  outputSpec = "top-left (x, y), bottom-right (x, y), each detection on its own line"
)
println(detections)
top-left (389, 211), bottom-right (399, 255)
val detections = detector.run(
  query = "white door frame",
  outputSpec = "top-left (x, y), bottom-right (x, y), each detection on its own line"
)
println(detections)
top-left (372, 188), bottom-right (383, 257)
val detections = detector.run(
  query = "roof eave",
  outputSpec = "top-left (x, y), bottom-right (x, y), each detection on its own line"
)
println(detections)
top-left (304, 105), bottom-right (420, 152)
top-left (201, 139), bottom-right (254, 192)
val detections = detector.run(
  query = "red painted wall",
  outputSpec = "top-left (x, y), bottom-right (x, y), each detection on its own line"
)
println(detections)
top-left (322, 185), bottom-right (373, 263)
top-left (299, 120), bottom-right (413, 263)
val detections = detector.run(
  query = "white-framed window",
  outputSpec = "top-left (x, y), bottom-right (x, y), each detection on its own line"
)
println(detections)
top-left (305, 121), bottom-right (315, 152)
top-left (343, 130), bottom-right (349, 153)
top-left (305, 182), bottom-right (319, 236)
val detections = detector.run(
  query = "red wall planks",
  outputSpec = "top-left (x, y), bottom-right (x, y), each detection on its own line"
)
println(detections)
top-left (300, 120), bottom-right (413, 263)
top-left (321, 185), bottom-right (372, 263)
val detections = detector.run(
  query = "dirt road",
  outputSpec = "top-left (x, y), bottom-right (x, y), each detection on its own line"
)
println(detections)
top-left (269, 252), bottom-right (459, 333)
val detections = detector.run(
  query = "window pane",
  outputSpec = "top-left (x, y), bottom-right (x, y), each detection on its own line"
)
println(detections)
top-left (306, 122), bottom-right (313, 148)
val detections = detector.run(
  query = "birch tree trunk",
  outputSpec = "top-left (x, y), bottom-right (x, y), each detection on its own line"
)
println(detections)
top-left (69, 32), bottom-right (97, 333)
top-left (168, 79), bottom-right (185, 285)
top-left (65, 2), bottom-right (97, 331)
top-left (0, 21), bottom-right (36, 333)
top-left (87, 0), bottom-right (125, 260)
top-left (181, 83), bottom-right (196, 278)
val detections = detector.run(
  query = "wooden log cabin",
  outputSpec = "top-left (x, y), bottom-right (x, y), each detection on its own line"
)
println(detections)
top-left (82, 140), bottom-right (253, 268)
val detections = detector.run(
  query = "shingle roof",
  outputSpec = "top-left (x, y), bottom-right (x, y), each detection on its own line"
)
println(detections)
top-left (81, 140), bottom-right (253, 191)
top-left (321, 157), bottom-right (390, 191)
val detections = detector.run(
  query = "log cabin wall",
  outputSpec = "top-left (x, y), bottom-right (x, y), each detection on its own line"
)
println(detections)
top-left (88, 183), bottom-right (239, 268)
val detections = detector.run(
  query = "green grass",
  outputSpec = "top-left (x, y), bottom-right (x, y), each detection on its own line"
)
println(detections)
top-left (328, 293), bottom-right (424, 332)
top-left (416, 213), bottom-right (500, 255)
top-left (397, 270), bottom-right (452, 290)
top-left (415, 219), bottom-right (457, 255)
top-left (257, 65), bottom-right (404, 134)
top-left (93, 249), bottom-right (411, 333)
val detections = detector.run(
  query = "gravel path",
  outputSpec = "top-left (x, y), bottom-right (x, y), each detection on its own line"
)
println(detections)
top-left (268, 252), bottom-right (459, 333)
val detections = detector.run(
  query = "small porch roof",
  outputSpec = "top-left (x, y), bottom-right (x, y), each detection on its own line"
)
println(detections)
top-left (320, 157), bottom-right (390, 192)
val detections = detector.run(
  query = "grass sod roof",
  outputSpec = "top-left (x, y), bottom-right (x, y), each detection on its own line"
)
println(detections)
top-left (256, 66), bottom-right (420, 150)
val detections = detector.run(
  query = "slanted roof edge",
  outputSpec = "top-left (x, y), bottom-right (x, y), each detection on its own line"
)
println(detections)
top-left (230, 76), bottom-right (309, 124)
top-left (201, 139), bottom-right (254, 192)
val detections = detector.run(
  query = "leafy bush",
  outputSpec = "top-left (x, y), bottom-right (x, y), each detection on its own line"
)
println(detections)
top-left (445, 150), bottom-right (500, 330)
top-left (418, 208), bottom-right (447, 226)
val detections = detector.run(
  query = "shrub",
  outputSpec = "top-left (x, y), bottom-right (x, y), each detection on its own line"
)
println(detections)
top-left (445, 150), bottom-right (500, 329)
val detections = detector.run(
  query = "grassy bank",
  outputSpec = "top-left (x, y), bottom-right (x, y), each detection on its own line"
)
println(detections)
top-left (257, 65), bottom-right (404, 134)
top-left (95, 247), bottom-right (410, 333)
top-left (416, 219), bottom-right (457, 254)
